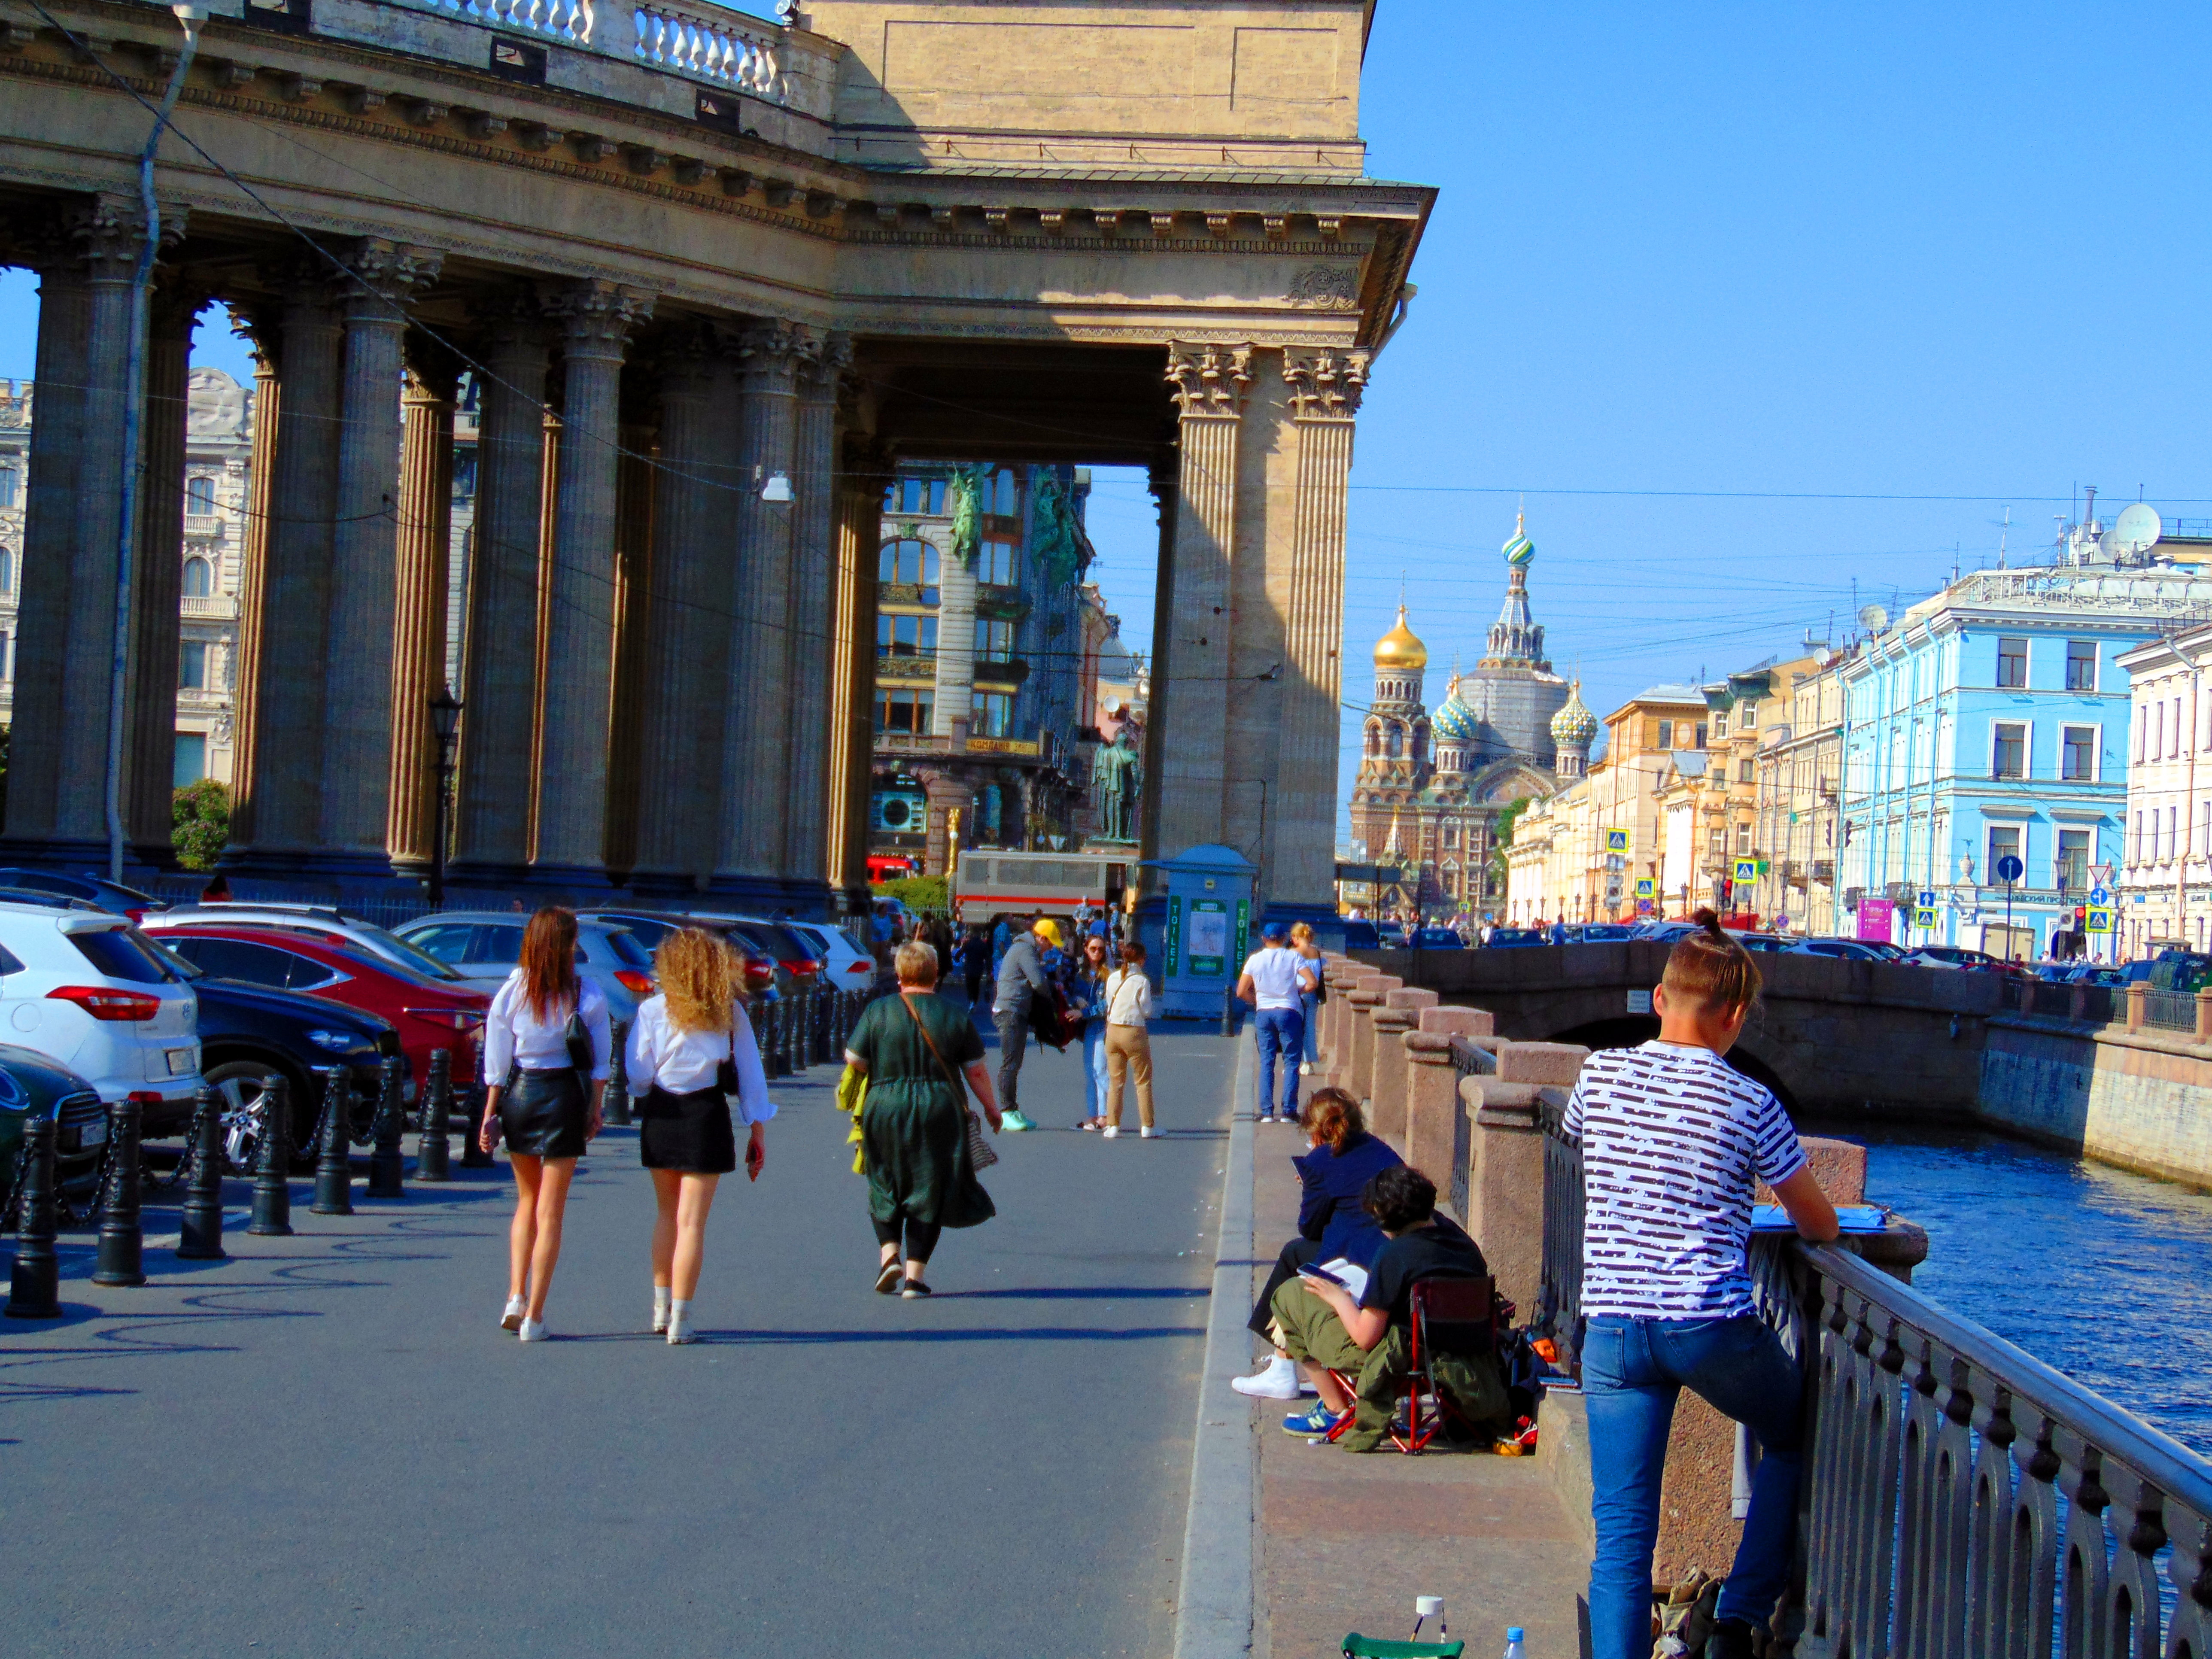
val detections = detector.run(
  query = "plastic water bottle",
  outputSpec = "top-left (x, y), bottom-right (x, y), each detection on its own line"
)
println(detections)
top-left (1504, 1627), bottom-right (1526, 1659)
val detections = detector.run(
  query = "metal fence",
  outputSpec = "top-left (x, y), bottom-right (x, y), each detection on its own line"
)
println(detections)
top-left (1446, 1038), bottom-right (1496, 1226)
top-left (1792, 1241), bottom-right (2212, 1659)
top-left (1535, 1094), bottom-right (1585, 1370)
top-left (2142, 988), bottom-right (2200, 1033)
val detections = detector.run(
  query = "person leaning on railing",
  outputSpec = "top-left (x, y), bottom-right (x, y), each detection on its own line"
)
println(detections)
top-left (1564, 910), bottom-right (1838, 1659)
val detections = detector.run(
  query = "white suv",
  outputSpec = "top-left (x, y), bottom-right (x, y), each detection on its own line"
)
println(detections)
top-left (0, 903), bottom-right (201, 1132)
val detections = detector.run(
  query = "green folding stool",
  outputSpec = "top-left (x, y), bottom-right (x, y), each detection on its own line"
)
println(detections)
top-left (1341, 1638), bottom-right (1466, 1658)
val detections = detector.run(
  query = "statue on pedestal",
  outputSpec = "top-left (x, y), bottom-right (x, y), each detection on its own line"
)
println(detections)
top-left (1091, 730), bottom-right (1142, 844)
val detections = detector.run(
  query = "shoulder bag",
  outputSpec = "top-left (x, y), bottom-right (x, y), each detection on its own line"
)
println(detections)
top-left (901, 991), bottom-right (997, 1170)
top-left (715, 1005), bottom-right (743, 1095)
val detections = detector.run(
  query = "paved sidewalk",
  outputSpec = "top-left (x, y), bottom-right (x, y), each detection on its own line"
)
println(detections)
top-left (1238, 1083), bottom-right (1591, 1659)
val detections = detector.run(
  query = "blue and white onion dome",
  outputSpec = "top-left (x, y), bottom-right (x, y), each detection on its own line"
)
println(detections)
top-left (1432, 673), bottom-right (1480, 744)
top-left (1550, 678), bottom-right (1598, 748)
top-left (1502, 512), bottom-right (1535, 568)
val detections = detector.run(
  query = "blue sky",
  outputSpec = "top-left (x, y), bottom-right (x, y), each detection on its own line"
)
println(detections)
top-left (7, 2), bottom-right (2209, 842)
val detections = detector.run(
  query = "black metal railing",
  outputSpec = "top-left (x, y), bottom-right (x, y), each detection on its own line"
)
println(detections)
top-left (1446, 1037), bottom-right (1496, 1224)
top-left (1791, 1241), bottom-right (2212, 1659)
top-left (2028, 981), bottom-right (2074, 1019)
top-left (2142, 988), bottom-right (2199, 1033)
top-left (1536, 1094), bottom-right (1585, 1370)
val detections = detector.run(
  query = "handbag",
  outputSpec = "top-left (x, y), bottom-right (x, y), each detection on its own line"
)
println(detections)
top-left (900, 991), bottom-right (997, 1170)
top-left (715, 1012), bottom-right (742, 1096)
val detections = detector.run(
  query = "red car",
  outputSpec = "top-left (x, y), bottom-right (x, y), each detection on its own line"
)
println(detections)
top-left (143, 922), bottom-right (489, 1099)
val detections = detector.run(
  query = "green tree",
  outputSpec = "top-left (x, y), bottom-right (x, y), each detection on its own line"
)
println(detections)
top-left (1488, 795), bottom-right (1532, 893)
top-left (172, 778), bottom-right (231, 871)
top-left (871, 875), bottom-right (948, 915)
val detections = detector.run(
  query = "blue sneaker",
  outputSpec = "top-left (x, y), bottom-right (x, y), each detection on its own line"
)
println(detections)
top-left (1000, 1110), bottom-right (1034, 1132)
top-left (1281, 1401), bottom-right (1346, 1437)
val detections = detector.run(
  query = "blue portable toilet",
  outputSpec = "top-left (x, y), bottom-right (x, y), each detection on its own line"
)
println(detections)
top-left (1139, 843), bottom-right (1260, 1020)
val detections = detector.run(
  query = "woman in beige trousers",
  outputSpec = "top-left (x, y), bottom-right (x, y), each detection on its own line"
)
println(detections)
top-left (1102, 940), bottom-right (1157, 1139)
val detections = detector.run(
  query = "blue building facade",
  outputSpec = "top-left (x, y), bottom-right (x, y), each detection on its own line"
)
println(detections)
top-left (1838, 565), bottom-right (2207, 958)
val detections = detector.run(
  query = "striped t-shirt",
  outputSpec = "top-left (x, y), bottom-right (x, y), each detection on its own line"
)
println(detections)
top-left (1563, 1040), bottom-right (1807, 1320)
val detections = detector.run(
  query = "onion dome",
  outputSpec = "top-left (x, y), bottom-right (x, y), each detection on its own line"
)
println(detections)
top-left (1432, 673), bottom-right (1480, 744)
top-left (1550, 678), bottom-right (1598, 748)
top-left (1373, 605), bottom-right (1428, 670)
top-left (1502, 511), bottom-right (1536, 568)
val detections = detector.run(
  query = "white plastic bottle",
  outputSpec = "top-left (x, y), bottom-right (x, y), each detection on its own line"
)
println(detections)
top-left (1504, 1627), bottom-right (1526, 1659)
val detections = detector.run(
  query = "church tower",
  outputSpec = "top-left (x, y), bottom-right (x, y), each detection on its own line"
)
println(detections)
top-left (1550, 678), bottom-right (1598, 781)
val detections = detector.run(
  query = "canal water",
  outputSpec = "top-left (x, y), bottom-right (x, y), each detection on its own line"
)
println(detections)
top-left (1831, 1124), bottom-right (2212, 1460)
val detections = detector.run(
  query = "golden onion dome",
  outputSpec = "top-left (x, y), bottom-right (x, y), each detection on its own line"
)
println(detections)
top-left (1373, 605), bottom-right (1428, 669)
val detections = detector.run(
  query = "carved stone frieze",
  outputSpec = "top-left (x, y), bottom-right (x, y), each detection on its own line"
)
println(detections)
top-left (1286, 264), bottom-right (1361, 310)
top-left (1165, 341), bottom-right (1253, 419)
top-left (1283, 346), bottom-right (1371, 421)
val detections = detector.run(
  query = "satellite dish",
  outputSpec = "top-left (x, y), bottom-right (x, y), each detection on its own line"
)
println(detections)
top-left (2112, 502), bottom-right (2162, 555)
top-left (1857, 604), bottom-right (1889, 633)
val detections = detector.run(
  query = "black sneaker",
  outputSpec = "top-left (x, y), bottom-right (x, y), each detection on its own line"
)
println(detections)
top-left (1707, 1618), bottom-right (1757, 1659)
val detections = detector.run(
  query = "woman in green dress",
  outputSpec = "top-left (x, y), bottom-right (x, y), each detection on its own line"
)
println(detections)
top-left (844, 939), bottom-right (1003, 1298)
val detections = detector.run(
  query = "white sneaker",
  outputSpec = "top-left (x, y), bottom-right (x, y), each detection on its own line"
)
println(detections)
top-left (1230, 1355), bottom-right (1303, 1400)
top-left (651, 1298), bottom-right (670, 1335)
top-left (667, 1310), bottom-right (697, 1346)
top-left (1102, 1125), bottom-right (1120, 1139)
top-left (1140, 1126), bottom-right (1158, 1139)
top-left (1299, 1062), bottom-right (1313, 1076)
top-left (518, 1317), bottom-right (548, 1342)
top-left (501, 1295), bottom-right (526, 1332)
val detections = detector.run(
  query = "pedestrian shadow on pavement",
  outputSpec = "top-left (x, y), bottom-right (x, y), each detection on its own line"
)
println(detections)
top-left (930, 1286), bottom-right (1207, 1301)
top-left (675, 1325), bottom-right (1206, 1346)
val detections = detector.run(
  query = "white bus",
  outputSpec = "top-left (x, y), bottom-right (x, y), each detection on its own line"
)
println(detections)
top-left (953, 850), bottom-right (1132, 927)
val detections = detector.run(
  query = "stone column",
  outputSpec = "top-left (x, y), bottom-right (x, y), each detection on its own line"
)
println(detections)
top-left (630, 331), bottom-right (735, 889)
top-left (602, 397), bottom-right (658, 880)
top-left (1152, 343), bottom-right (1249, 860)
top-left (782, 332), bottom-right (846, 913)
top-left (529, 279), bottom-right (652, 885)
top-left (1135, 456), bottom-right (1176, 876)
top-left (0, 213), bottom-right (90, 852)
top-left (123, 274), bottom-right (200, 866)
top-left (826, 433), bottom-right (888, 913)
top-left (712, 319), bottom-right (802, 904)
top-left (386, 334), bottom-right (460, 874)
top-left (450, 297), bottom-right (548, 883)
top-left (918, 767), bottom-right (973, 881)
top-left (1368, 986), bottom-right (1437, 1148)
top-left (237, 269), bottom-right (345, 863)
top-left (222, 314), bottom-right (279, 854)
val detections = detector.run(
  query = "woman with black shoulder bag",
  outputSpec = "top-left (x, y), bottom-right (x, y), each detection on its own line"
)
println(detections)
top-left (625, 928), bottom-right (774, 1346)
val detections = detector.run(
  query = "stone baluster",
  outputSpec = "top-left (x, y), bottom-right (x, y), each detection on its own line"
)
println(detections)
top-left (782, 331), bottom-right (846, 910)
top-left (126, 273), bottom-right (201, 867)
top-left (450, 295), bottom-right (549, 883)
top-left (386, 333), bottom-right (461, 875)
top-left (1367, 985), bottom-right (1436, 1150)
top-left (530, 278), bottom-right (652, 885)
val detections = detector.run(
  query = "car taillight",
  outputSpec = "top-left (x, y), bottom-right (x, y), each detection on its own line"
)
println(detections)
top-left (404, 1007), bottom-right (486, 1030)
top-left (613, 970), bottom-right (655, 995)
top-left (48, 985), bottom-right (162, 1022)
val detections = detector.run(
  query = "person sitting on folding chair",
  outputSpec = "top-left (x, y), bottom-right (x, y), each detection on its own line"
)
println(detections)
top-left (1267, 1165), bottom-right (1511, 1450)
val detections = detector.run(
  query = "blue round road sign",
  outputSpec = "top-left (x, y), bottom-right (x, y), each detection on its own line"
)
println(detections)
top-left (2088, 885), bottom-right (2111, 906)
top-left (1996, 854), bottom-right (2025, 883)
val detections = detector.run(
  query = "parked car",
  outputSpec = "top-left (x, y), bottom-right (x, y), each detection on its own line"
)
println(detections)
top-left (0, 903), bottom-right (201, 1133)
top-left (1340, 919), bottom-right (1382, 951)
top-left (161, 904), bottom-right (482, 987)
top-left (0, 868), bottom-right (168, 922)
top-left (1407, 927), bottom-right (1466, 950)
top-left (2147, 953), bottom-right (2212, 994)
top-left (140, 923), bottom-right (486, 1101)
top-left (0, 1042), bottom-right (109, 1194)
top-left (1631, 920), bottom-right (1702, 944)
top-left (713, 917), bottom-right (828, 988)
top-left (393, 912), bottom-right (655, 1022)
top-left (1484, 927), bottom-right (1548, 948)
top-left (1786, 938), bottom-right (1890, 962)
top-left (2050, 963), bottom-right (2126, 988)
top-left (784, 920), bottom-right (878, 993)
top-left (1729, 933), bottom-right (1791, 954)
top-left (577, 911), bottom-right (782, 998)
top-left (1571, 923), bottom-right (1636, 942)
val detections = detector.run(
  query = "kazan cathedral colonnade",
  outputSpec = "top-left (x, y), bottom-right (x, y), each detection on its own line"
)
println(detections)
top-left (0, 0), bottom-right (1430, 919)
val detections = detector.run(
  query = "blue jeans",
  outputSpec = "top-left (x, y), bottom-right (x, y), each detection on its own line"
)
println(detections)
top-left (1299, 991), bottom-right (1319, 1062)
top-left (1582, 1314), bottom-right (1805, 1659)
top-left (1082, 1017), bottom-right (1109, 1119)
top-left (1252, 1006), bottom-right (1304, 1118)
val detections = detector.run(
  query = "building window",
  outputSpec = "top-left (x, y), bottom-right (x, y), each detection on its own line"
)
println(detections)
top-left (1656, 719), bottom-right (1673, 749)
top-left (0, 546), bottom-right (11, 594)
top-left (970, 690), bottom-right (1014, 738)
top-left (878, 538), bottom-right (940, 595)
top-left (2134, 810), bottom-right (2145, 865)
top-left (1441, 826), bottom-right (1458, 848)
top-left (172, 731), bottom-right (207, 789)
top-left (1737, 758), bottom-right (1754, 783)
top-left (1735, 824), bottom-right (1753, 854)
top-left (182, 556), bottom-right (213, 599)
top-left (2064, 640), bottom-right (2097, 692)
top-left (1708, 827), bottom-right (1723, 855)
top-left (1740, 703), bottom-right (1757, 729)
top-left (876, 613), bottom-right (937, 661)
top-left (987, 468), bottom-right (1019, 517)
top-left (1386, 726), bottom-right (1404, 759)
top-left (1996, 637), bottom-right (2028, 689)
top-left (185, 475), bottom-right (216, 515)
top-left (2060, 725), bottom-right (2096, 782)
top-left (884, 476), bottom-right (948, 516)
top-left (2057, 829), bottom-right (2090, 893)
top-left (978, 538), bottom-right (1018, 586)
top-left (873, 687), bottom-right (933, 735)
top-left (1712, 713), bottom-right (1728, 738)
top-left (976, 618), bottom-right (1016, 662)
top-left (0, 626), bottom-right (10, 682)
top-left (1694, 723), bottom-right (1707, 747)
top-left (0, 466), bottom-right (17, 507)
top-left (2169, 805), bottom-right (2180, 863)
top-left (1987, 825), bottom-right (2021, 881)
top-left (1991, 722), bottom-right (2026, 779)
top-left (179, 640), bottom-right (209, 691)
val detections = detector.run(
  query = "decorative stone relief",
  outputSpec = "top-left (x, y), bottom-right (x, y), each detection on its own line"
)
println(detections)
top-left (541, 278), bottom-right (655, 353)
top-left (1283, 347), bottom-right (1372, 420)
top-left (1165, 341), bottom-right (1253, 418)
top-left (345, 238), bottom-right (444, 308)
top-left (1286, 264), bottom-right (1360, 310)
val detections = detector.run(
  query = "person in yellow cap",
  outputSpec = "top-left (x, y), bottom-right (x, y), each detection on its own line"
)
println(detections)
top-left (990, 915), bottom-right (1054, 1131)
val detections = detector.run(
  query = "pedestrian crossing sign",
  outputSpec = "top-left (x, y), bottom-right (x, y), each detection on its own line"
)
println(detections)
top-left (1914, 907), bottom-right (1937, 929)
top-left (1605, 827), bottom-right (1629, 852)
top-left (1635, 877), bottom-right (1656, 899)
top-left (1733, 859), bottom-right (1758, 882)
top-left (2086, 907), bottom-right (2114, 933)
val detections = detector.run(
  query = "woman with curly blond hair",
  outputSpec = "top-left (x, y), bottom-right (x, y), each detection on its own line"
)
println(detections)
top-left (624, 927), bottom-right (775, 1345)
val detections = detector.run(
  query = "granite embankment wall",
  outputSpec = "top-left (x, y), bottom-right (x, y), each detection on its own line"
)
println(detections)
top-left (1981, 1014), bottom-right (2212, 1189)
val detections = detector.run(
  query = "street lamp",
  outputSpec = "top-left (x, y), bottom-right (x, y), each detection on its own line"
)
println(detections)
top-left (427, 686), bottom-right (462, 909)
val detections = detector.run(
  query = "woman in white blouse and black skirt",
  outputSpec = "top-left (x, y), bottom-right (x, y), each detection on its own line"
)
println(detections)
top-left (479, 906), bottom-right (613, 1342)
top-left (625, 927), bottom-right (774, 1345)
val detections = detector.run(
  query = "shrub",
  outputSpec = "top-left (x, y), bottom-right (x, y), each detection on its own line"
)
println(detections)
top-left (172, 778), bottom-right (231, 871)
top-left (871, 875), bottom-right (948, 914)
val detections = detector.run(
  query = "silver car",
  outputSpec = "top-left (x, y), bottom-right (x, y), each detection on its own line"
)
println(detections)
top-left (393, 912), bottom-right (656, 1023)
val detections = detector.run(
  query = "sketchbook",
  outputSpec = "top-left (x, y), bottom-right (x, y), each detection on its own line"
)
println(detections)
top-left (1750, 1203), bottom-right (1887, 1235)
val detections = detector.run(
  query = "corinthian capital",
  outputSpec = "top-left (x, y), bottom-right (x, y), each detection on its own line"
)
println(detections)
top-left (67, 190), bottom-right (185, 281)
top-left (740, 317), bottom-right (809, 393)
top-left (1166, 340), bottom-right (1253, 418)
top-left (799, 328), bottom-right (851, 399)
top-left (1283, 347), bottom-right (1371, 420)
top-left (342, 237), bottom-right (445, 313)
top-left (541, 278), bottom-right (655, 356)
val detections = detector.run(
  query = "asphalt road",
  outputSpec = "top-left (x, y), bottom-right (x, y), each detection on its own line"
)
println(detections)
top-left (1, 1013), bottom-right (1234, 1659)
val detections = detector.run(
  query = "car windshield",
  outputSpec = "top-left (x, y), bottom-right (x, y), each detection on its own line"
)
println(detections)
top-left (68, 925), bottom-right (183, 984)
top-left (140, 936), bottom-right (203, 979)
top-left (337, 919), bottom-right (462, 979)
top-left (1581, 926), bottom-right (1632, 940)
top-left (599, 928), bottom-right (653, 969)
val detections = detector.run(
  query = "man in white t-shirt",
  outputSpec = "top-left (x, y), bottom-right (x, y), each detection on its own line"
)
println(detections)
top-left (1236, 920), bottom-right (1317, 1122)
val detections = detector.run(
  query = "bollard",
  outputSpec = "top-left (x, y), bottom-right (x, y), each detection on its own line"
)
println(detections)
top-left (788, 989), bottom-right (808, 1074)
top-left (459, 1080), bottom-right (495, 1170)
top-left (5, 1115), bottom-right (61, 1317)
top-left (366, 1057), bottom-right (405, 1199)
top-left (762, 999), bottom-right (786, 1079)
top-left (416, 1050), bottom-right (452, 1182)
top-left (176, 1087), bottom-right (226, 1261)
top-left (603, 1021), bottom-right (632, 1126)
top-left (1221, 986), bottom-right (1239, 1039)
top-left (310, 1068), bottom-right (353, 1216)
top-left (248, 1074), bottom-right (293, 1236)
top-left (91, 1098), bottom-right (146, 1287)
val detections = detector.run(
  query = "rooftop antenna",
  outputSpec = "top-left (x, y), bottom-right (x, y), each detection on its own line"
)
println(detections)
top-left (1997, 506), bottom-right (2009, 569)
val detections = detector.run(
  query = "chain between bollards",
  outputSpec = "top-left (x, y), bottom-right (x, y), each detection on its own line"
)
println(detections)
top-left (603, 1020), bottom-right (632, 1126)
top-left (248, 1074), bottom-right (292, 1235)
top-left (310, 1068), bottom-right (353, 1216)
top-left (177, 1085), bottom-right (226, 1261)
top-left (91, 1098), bottom-right (146, 1287)
top-left (366, 1057), bottom-right (405, 1199)
top-left (416, 1049), bottom-right (452, 1182)
top-left (5, 1115), bottom-right (61, 1317)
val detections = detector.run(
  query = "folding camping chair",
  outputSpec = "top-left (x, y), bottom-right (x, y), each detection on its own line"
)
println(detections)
top-left (1324, 1273), bottom-right (1501, 1453)
top-left (1341, 1636), bottom-right (1465, 1658)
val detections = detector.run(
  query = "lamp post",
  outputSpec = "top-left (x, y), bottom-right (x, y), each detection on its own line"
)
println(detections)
top-left (427, 687), bottom-right (462, 909)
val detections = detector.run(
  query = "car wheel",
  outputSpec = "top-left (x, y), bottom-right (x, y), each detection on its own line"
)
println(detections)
top-left (206, 1060), bottom-right (316, 1171)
